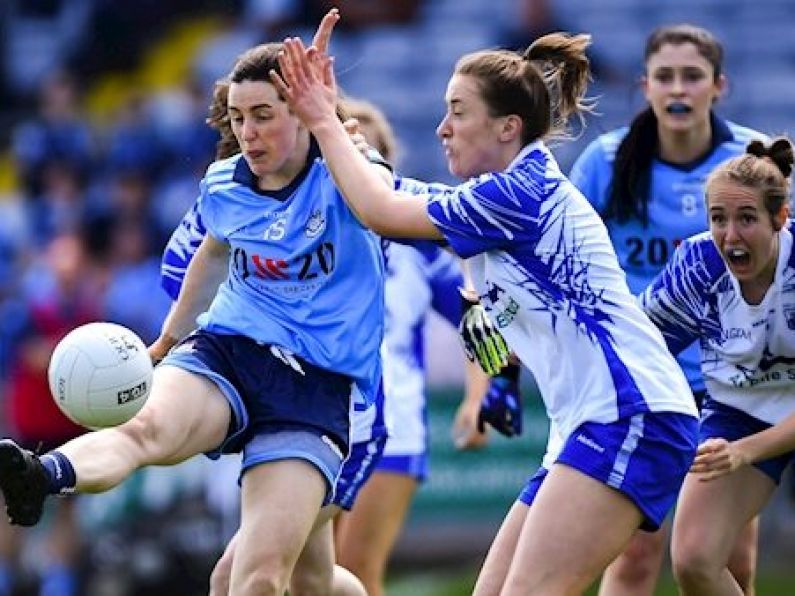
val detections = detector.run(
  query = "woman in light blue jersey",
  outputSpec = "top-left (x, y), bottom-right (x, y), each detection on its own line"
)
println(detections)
top-left (640, 138), bottom-right (794, 596)
top-left (163, 75), bottom-right (378, 596)
top-left (273, 25), bottom-right (700, 595)
top-left (569, 24), bottom-right (761, 596)
top-left (0, 11), bottom-right (390, 596)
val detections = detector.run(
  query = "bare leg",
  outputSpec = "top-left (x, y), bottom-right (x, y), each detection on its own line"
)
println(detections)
top-left (335, 471), bottom-right (417, 596)
top-left (672, 467), bottom-right (773, 596)
top-left (598, 525), bottom-right (668, 596)
top-left (502, 464), bottom-right (642, 596)
top-left (58, 366), bottom-right (230, 492)
top-left (727, 517), bottom-right (758, 595)
top-left (229, 459), bottom-right (326, 595)
top-left (472, 501), bottom-right (529, 596)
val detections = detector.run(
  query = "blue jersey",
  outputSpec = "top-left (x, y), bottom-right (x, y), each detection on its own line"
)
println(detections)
top-left (424, 141), bottom-right (697, 442)
top-left (164, 149), bottom-right (385, 404)
top-left (570, 115), bottom-right (765, 391)
top-left (640, 226), bottom-right (795, 424)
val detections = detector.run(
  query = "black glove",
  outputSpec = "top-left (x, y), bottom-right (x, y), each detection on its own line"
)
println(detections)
top-left (479, 363), bottom-right (522, 437)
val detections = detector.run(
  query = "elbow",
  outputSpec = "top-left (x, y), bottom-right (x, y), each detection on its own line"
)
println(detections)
top-left (358, 211), bottom-right (392, 236)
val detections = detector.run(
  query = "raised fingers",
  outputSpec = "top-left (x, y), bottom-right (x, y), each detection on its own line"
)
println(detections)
top-left (311, 8), bottom-right (340, 55)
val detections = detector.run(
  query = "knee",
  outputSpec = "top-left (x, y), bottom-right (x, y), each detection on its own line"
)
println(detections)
top-left (234, 568), bottom-right (289, 596)
top-left (290, 566), bottom-right (333, 596)
top-left (611, 532), bottom-right (665, 583)
top-left (117, 406), bottom-right (164, 453)
top-left (671, 539), bottom-right (722, 590)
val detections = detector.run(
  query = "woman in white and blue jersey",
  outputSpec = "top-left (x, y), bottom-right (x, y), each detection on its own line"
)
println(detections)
top-left (569, 24), bottom-right (763, 596)
top-left (641, 139), bottom-right (794, 596)
top-left (274, 29), bottom-right (699, 595)
top-left (0, 18), bottom-right (387, 596)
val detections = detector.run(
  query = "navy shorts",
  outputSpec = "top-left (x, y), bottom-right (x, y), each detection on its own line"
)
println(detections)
top-left (518, 412), bottom-right (698, 531)
top-left (163, 331), bottom-right (352, 481)
top-left (334, 432), bottom-right (388, 510)
top-left (700, 396), bottom-right (795, 484)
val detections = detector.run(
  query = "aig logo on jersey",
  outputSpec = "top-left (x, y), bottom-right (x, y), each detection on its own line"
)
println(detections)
top-left (305, 210), bottom-right (326, 238)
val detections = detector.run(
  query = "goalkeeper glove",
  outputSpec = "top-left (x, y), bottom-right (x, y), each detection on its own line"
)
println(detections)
top-left (458, 290), bottom-right (509, 375)
top-left (479, 363), bottom-right (522, 437)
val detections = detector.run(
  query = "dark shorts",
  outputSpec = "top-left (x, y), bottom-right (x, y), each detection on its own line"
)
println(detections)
top-left (162, 330), bottom-right (353, 463)
top-left (700, 396), bottom-right (795, 484)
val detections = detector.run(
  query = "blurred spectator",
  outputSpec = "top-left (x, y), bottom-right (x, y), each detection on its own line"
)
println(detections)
top-left (24, 161), bottom-right (87, 249)
top-left (102, 215), bottom-right (172, 344)
top-left (2, 0), bottom-right (92, 99)
top-left (500, 0), bottom-right (620, 83)
top-left (103, 93), bottom-right (168, 182)
top-left (69, 0), bottom-right (228, 80)
top-left (0, 232), bottom-right (102, 596)
top-left (10, 70), bottom-right (93, 198)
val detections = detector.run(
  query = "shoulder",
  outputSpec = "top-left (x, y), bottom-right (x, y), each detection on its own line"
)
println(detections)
top-left (676, 231), bottom-right (727, 281)
top-left (581, 127), bottom-right (629, 164)
top-left (204, 155), bottom-right (243, 193)
top-left (720, 120), bottom-right (769, 153)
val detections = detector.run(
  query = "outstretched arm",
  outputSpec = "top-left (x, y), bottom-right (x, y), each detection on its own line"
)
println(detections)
top-left (271, 36), bottom-right (442, 240)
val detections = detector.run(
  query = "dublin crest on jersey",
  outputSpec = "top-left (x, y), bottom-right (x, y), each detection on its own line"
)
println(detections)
top-left (305, 210), bottom-right (326, 237)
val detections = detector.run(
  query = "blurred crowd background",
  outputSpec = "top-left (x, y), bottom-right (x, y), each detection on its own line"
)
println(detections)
top-left (0, 0), bottom-right (794, 594)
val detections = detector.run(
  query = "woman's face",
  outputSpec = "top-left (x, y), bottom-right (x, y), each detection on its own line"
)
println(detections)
top-left (436, 74), bottom-right (508, 179)
top-left (708, 179), bottom-right (786, 291)
top-left (643, 42), bottom-right (724, 134)
top-left (228, 79), bottom-right (309, 188)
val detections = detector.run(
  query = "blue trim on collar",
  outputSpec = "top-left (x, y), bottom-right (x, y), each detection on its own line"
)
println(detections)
top-left (231, 137), bottom-right (322, 201)
top-left (658, 112), bottom-right (734, 172)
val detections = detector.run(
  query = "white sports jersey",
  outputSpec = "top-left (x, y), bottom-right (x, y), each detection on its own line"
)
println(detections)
top-left (425, 141), bottom-right (698, 443)
top-left (380, 240), bottom-right (463, 456)
top-left (641, 226), bottom-right (795, 424)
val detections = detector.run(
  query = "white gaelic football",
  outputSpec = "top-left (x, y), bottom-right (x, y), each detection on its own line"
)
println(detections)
top-left (48, 322), bottom-right (153, 429)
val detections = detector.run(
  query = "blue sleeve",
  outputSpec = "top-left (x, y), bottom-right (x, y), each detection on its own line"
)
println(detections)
top-left (569, 136), bottom-right (613, 213)
top-left (639, 238), bottom-right (715, 355)
top-left (427, 250), bottom-right (464, 327)
top-left (160, 199), bottom-right (206, 300)
top-left (425, 149), bottom-right (555, 258)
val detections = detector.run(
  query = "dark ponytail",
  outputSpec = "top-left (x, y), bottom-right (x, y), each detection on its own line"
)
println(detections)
top-left (603, 107), bottom-right (658, 226)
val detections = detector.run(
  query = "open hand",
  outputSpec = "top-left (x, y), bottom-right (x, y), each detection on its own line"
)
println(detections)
top-left (271, 37), bottom-right (338, 131)
top-left (690, 437), bottom-right (748, 481)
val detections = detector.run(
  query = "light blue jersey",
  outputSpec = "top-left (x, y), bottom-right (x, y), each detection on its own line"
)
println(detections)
top-left (641, 225), bottom-right (795, 425)
top-left (424, 141), bottom-right (698, 444)
top-left (570, 115), bottom-right (766, 391)
top-left (165, 147), bottom-right (385, 404)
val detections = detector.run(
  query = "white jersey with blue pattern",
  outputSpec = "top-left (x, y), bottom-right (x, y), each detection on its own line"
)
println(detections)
top-left (641, 226), bottom-right (795, 424)
top-left (165, 150), bottom-right (385, 407)
top-left (570, 116), bottom-right (766, 392)
top-left (380, 175), bottom-right (464, 455)
top-left (380, 238), bottom-right (463, 456)
top-left (425, 141), bottom-right (698, 443)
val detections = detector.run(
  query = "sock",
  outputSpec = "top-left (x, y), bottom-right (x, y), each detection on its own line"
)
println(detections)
top-left (40, 452), bottom-right (77, 495)
top-left (39, 564), bottom-right (77, 596)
